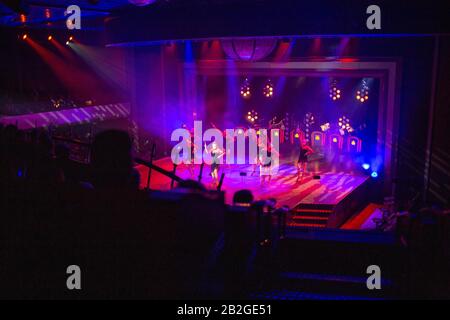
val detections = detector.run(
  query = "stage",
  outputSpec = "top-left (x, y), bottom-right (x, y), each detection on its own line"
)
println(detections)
top-left (136, 157), bottom-right (371, 228)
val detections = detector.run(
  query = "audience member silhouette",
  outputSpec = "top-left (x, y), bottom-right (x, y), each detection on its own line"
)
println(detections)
top-left (90, 129), bottom-right (140, 190)
top-left (233, 189), bottom-right (254, 206)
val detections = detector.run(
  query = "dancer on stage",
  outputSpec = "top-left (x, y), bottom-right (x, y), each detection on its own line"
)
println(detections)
top-left (187, 137), bottom-right (198, 177)
top-left (205, 142), bottom-right (224, 186)
top-left (260, 146), bottom-right (273, 183)
top-left (297, 139), bottom-right (314, 183)
top-left (259, 142), bottom-right (279, 184)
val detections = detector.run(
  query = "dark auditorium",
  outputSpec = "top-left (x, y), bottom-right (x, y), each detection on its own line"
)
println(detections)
top-left (0, 0), bottom-right (449, 301)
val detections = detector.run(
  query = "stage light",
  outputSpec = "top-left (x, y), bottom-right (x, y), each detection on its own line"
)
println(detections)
top-left (338, 116), bottom-right (353, 134)
top-left (329, 79), bottom-right (342, 101)
top-left (362, 163), bottom-right (370, 170)
top-left (303, 112), bottom-right (315, 143)
top-left (47, 35), bottom-right (53, 41)
top-left (246, 110), bottom-right (258, 124)
top-left (320, 123), bottom-right (330, 132)
top-left (66, 36), bottom-right (74, 45)
top-left (22, 34), bottom-right (28, 40)
top-left (315, 135), bottom-right (320, 141)
top-left (240, 78), bottom-right (251, 98)
top-left (371, 171), bottom-right (378, 178)
top-left (356, 79), bottom-right (370, 103)
top-left (332, 137), bottom-right (338, 143)
top-left (295, 133), bottom-right (299, 138)
top-left (263, 79), bottom-right (274, 98)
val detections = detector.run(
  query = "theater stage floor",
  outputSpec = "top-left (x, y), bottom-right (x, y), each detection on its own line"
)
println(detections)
top-left (135, 157), bottom-right (370, 209)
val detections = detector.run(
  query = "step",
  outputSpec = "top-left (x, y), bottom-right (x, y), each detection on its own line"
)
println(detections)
top-left (249, 289), bottom-right (384, 300)
top-left (270, 271), bottom-right (393, 298)
top-left (292, 216), bottom-right (328, 225)
top-left (292, 215), bottom-right (329, 221)
top-left (292, 210), bottom-right (332, 218)
top-left (294, 208), bottom-right (333, 214)
top-left (280, 271), bottom-right (392, 286)
top-left (288, 222), bottom-right (326, 228)
top-left (295, 203), bottom-right (335, 211)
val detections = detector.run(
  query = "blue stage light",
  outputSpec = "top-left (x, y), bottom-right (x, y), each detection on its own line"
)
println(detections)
top-left (371, 171), bottom-right (378, 178)
top-left (362, 163), bottom-right (370, 170)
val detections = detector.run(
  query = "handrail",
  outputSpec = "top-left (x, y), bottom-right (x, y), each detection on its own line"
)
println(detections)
top-left (134, 157), bottom-right (184, 184)
top-left (52, 135), bottom-right (91, 147)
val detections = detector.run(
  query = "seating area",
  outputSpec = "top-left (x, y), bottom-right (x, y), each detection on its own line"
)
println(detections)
top-left (1, 0), bottom-right (449, 302)
top-left (1, 124), bottom-right (449, 299)
top-left (0, 124), bottom-right (283, 298)
top-left (0, 98), bottom-right (82, 116)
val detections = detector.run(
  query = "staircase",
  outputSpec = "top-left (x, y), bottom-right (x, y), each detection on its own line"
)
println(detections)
top-left (248, 228), bottom-right (401, 300)
top-left (250, 271), bottom-right (390, 300)
top-left (290, 203), bottom-right (335, 228)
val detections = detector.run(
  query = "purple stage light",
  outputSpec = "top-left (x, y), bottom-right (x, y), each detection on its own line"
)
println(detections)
top-left (263, 79), bottom-right (274, 98)
top-left (246, 110), bottom-right (258, 123)
top-left (356, 79), bottom-right (370, 103)
top-left (338, 116), bottom-right (353, 134)
top-left (240, 78), bottom-right (251, 98)
top-left (329, 79), bottom-right (341, 101)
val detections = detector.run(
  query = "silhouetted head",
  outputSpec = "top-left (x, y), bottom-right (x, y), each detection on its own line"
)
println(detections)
top-left (233, 189), bottom-right (254, 206)
top-left (91, 130), bottom-right (135, 189)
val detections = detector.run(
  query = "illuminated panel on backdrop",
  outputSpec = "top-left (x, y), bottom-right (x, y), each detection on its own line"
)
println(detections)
top-left (311, 131), bottom-right (325, 146)
top-left (329, 133), bottom-right (343, 150)
top-left (347, 136), bottom-right (362, 152)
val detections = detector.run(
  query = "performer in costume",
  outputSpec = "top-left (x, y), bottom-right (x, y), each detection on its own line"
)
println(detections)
top-left (259, 141), bottom-right (279, 184)
top-left (205, 142), bottom-right (224, 186)
top-left (297, 139), bottom-right (314, 183)
top-left (187, 136), bottom-right (198, 177)
top-left (259, 146), bottom-right (272, 184)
